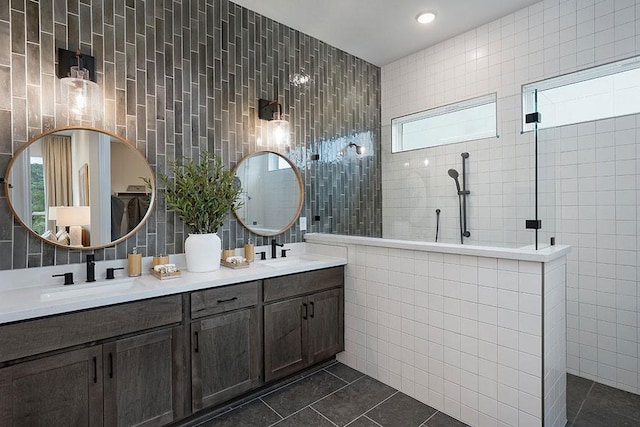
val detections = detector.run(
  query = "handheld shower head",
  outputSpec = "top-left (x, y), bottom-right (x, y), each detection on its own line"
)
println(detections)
top-left (448, 168), bottom-right (461, 193)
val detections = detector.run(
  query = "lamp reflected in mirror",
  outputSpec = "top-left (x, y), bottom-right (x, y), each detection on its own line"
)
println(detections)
top-left (54, 206), bottom-right (90, 246)
top-left (4, 127), bottom-right (155, 250)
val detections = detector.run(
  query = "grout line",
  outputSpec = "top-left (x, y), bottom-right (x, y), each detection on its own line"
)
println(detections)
top-left (266, 374), bottom-right (368, 426)
top-left (354, 390), bottom-right (399, 421)
top-left (571, 381), bottom-right (595, 424)
top-left (261, 398), bottom-right (284, 420)
top-left (344, 413), bottom-right (384, 427)
top-left (421, 410), bottom-right (440, 426)
top-left (323, 367), bottom-right (357, 384)
top-left (310, 406), bottom-right (340, 427)
top-left (363, 414), bottom-right (384, 426)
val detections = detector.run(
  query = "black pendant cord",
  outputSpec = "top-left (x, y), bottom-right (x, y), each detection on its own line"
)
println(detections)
top-left (435, 209), bottom-right (441, 242)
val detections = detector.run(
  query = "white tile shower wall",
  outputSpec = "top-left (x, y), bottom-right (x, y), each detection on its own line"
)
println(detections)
top-left (337, 243), bottom-right (565, 427)
top-left (381, 0), bottom-right (640, 395)
top-left (543, 256), bottom-right (567, 427)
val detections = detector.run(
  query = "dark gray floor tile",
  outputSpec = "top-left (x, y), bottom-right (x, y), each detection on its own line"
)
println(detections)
top-left (366, 392), bottom-right (436, 427)
top-left (271, 407), bottom-right (334, 427)
top-left (422, 411), bottom-right (467, 427)
top-left (347, 415), bottom-right (381, 426)
top-left (567, 374), bottom-right (593, 422)
top-left (573, 399), bottom-right (639, 427)
top-left (262, 370), bottom-right (347, 417)
top-left (200, 399), bottom-right (282, 427)
top-left (312, 376), bottom-right (396, 426)
top-left (326, 362), bottom-right (365, 383)
top-left (587, 382), bottom-right (640, 421)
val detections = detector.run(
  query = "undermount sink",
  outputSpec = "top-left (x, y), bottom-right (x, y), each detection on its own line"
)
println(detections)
top-left (40, 279), bottom-right (136, 302)
top-left (260, 255), bottom-right (317, 268)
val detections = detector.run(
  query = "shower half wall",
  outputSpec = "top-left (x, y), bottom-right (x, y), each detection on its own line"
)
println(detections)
top-left (306, 233), bottom-right (569, 427)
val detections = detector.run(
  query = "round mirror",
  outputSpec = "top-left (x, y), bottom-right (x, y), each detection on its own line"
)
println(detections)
top-left (4, 127), bottom-right (155, 249)
top-left (233, 151), bottom-right (304, 236)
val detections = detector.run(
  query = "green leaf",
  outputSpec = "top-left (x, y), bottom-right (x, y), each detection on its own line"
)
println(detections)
top-left (157, 152), bottom-right (243, 234)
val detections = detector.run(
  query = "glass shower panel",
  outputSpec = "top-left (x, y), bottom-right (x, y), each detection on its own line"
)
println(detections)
top-left (531, 89), bottom-right (558, 249)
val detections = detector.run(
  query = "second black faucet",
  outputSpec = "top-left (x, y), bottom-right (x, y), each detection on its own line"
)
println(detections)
top-left (271, 239), bottom-right (284, 259)
top-left (86, 254), bottom-right (96, 282)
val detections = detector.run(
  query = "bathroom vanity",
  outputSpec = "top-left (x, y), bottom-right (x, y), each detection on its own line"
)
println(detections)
top-left (0, 254), bottom-right (345, 426)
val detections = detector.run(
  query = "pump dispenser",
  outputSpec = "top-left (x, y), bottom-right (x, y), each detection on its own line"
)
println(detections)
top-left (128, 247), bottom-right (142, 277)
top-left (244, 240), bottom-right (254, 263)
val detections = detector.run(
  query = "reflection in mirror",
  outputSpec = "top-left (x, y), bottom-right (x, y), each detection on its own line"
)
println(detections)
top-left (4, 127), bottom-right (155, 249)
top-left (233, 151), bottom-right (303, 236)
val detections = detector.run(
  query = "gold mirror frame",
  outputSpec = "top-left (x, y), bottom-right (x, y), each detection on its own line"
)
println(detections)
top-left (232, 150), bottom-right (304, 236)
top-left (3, 126), bottom-right (156, 250)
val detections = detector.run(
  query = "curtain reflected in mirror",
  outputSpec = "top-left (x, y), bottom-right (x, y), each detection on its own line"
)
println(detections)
top-left (4, 127), bottom-right (155, 250)
top-left (43, 135), bottom-right (72, 233)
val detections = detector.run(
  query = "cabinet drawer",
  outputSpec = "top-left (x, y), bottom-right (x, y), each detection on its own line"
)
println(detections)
top-left (263, 267), bottom-right (344, 303)
top-left (191, 281), bottom-right (259, 319)
top-left (0, 295), bottom-right (183, 364)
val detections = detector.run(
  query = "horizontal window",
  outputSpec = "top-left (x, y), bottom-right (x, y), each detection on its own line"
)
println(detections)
top-left (522, 55), bottom-right (640, 130)
top-left (391, 94), bottom-right (497, 153)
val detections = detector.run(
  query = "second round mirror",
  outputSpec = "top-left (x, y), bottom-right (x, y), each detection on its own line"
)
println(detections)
top-left (233, 151), bottom-right (304, 236)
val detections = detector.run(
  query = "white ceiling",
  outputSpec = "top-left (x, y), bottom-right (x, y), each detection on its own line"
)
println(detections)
top-left (230, 0), bottom-right (539, 66)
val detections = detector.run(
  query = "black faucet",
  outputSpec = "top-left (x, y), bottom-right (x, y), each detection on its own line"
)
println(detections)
top-left (271, 239), bottom-right (284, 259)
top-left (106, 267), bottom-right (125, 280)
top-left (52, 272), bottom-right (74, 285)
top-left (86, 254), bottom-right (96, 282)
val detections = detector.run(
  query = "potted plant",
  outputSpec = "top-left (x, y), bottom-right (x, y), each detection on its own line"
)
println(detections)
top-left (157, 152), bottom-right (242, 272)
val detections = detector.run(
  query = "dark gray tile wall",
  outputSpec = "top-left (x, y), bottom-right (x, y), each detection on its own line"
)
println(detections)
top-left (0, 0), bottom-right (381, 270)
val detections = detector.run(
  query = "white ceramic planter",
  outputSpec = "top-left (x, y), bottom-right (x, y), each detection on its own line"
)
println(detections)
top-left (184, 233), bottom-right (221, 272)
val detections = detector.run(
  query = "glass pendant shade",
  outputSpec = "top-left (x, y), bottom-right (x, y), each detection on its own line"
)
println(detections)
top-left (268, 119), bottom-right (290, 146)
top-left (61, 66), bottom-right (102, 124)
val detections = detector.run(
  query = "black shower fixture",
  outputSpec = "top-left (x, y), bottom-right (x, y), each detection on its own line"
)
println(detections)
top-left (340, 142), bottom-right (365, 155)
top-left (448, 152), bottom-right (471, 244)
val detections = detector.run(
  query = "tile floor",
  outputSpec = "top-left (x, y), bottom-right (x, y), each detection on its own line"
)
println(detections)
top-left (188, 362), bottom-right (640, 427)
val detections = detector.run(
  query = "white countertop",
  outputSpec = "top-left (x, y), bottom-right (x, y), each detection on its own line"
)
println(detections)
top-left (304, 233), bottom-right (571, 262)
top-left (0, 245), bottom-right (346, 325)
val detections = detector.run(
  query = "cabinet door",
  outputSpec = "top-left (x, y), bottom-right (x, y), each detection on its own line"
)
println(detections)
top-left (191, 307), bottom-right (261, 410)
top-left (0, 347), bottom-right (103, 426)
top-left (264, 296), bottom-right (308, 382)
top-left (308, 288), bottom-right (344, 365)
top-left (103, 328), bottom-right (184, 427)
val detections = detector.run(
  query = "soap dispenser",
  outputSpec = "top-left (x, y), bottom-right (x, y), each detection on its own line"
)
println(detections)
top-left (128, 247), bottom-right (142, 277)
top-left (244, 240), bottom-right (254, 263)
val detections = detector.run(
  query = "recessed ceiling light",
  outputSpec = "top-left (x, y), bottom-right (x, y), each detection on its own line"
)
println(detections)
top-left (416, 11), bottom-right (436, 24)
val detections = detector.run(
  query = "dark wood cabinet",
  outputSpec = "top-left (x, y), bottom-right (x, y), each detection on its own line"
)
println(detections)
top-left (263, 267), bottom-right (344, 383)
top-left (307, 288), bottom-right (344, 365)
top-left (190, 282), bottom-right (261, 411)
top-left (264, 296), bottom-right (308, 382)
top-left (0, 346), bottom-right (103, 426)
top-left (103, 328), bottom-right (184, 427)
top-left (0, 266), bottom-right (344, 426)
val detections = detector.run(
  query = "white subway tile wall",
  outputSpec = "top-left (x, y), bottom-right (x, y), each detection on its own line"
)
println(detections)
top-left (339, 243), bottom-right (566, 426)
top-left (543, 256), bottom-right (567, 427)
top-left (381, 0), bottom-right (640, 395)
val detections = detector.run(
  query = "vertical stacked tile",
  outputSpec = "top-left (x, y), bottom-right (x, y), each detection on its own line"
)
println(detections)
top-left (0, 0), bottom-right (382, 270)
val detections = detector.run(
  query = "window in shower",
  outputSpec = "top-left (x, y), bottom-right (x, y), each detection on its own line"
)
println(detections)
top-left (391, 93), bottom-right (497, 153)
top-left (522, 55), bottom-right (640, 131)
